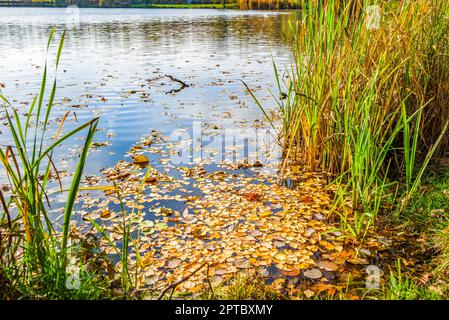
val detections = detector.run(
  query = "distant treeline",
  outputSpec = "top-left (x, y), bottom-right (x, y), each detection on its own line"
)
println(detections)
top-left (0, 0), bottom-right (301, 9)
top-left (0, 0), bottom-right (233, 7)
top-left (237, 0), bottom-right (300, 9)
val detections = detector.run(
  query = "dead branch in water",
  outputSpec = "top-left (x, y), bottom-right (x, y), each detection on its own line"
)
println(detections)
top-left (165, 74), bottom-right (190, 94)
top-left (157, 262), bottom-right (207, 300)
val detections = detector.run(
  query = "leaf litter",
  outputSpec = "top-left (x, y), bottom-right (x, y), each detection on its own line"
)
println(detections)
top-left (69, 128), bottom-right (377, 300)
top-left (71, 126), bottom-right (402, 298)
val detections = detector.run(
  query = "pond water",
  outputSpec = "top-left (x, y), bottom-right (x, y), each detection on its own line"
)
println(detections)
top-left (0, 8), bottom-right (298, 215)
top-left (1, 9), bottom-right (345, 289)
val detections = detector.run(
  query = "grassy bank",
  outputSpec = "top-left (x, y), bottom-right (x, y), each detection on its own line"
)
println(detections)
top-left (363, 166), bottom-right (449, 299)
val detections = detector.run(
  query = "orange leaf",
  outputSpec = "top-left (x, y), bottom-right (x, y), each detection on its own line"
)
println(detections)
top-left (299, 195), bottom-right (314, 203)
top-left (243, 192), bottom-right (263, 201)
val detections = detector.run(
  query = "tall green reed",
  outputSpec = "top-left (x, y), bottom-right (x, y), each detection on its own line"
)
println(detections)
top-left (89, 168), bottom-right (152, 295)
top-left (249, 0), bottom-right (449, 239)
top-left (0, 28), bottom-right (100, 297)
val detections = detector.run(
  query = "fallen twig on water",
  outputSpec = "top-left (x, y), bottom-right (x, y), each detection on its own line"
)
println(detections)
top-left (157, 262), bottom-right (207, 300)
top-left (165, 74), bottom-right (190, 94)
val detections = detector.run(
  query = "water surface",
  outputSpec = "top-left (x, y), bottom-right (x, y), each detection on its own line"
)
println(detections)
top-left (0, 7), bottom-right (297, 192)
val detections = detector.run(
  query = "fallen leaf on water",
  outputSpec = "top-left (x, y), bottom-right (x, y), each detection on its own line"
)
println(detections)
top-left (274, 249), bottom-right (293, 261)
top-left (154, 222), bottom-right (168, 230)
top-left (319, 240), bottom-right (336, 251)
top-left (192, 226), bottom-right (208, 239)
top-left (100, 209), bottom-right (112, 219)
top-left (260, 211), bottom-right (271, 218)
top-left (243, 192), bottom-right (263, 202)
top-left (305, 227), bottom-right (316, 237)
top-left (317, 260), bottom-right (339, 271)
top-left (313, 213), bottom-right (325, 220)
top-left (303, 269), bottom-right (323, 279)
top-left (182, 281), bottom-right (195, 290)
top-left (190, 285), bottom-right (203, 293)
top-left (133, 155), bottom-right (149, 167)
top-left (234, 258), bottom-right (251, 269)
top-left (299, 195), bottom-right (314, 203)
top-left (145, 177), bottom-right (157, 184)
top-left (182, 207), bottom-right (190, 217)
top-left (145, 275), bottom-right (159, 286)
top-left (303, 289), bottom-right (315, 298)
top-left (166, 258), bottom-right (182, 269)
top-left (215, 266), bottom-right (237, 275)
top-left (282, 269), bottom-right (301, 276)
top-left (140, 220), bottom-right (154, 229)
top-left (348, 257), bottom-right (369, 265)
top-left (338, 272), bottom-right (355, 283)
top-left (311, 283), bottom-right (340, 295)
top-left (158, 207), bottom-right (174, 216)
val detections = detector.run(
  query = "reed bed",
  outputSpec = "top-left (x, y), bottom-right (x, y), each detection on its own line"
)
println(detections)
top-left (0, 30), bottom-right (154, 298)
top-left (0, 29), bottom-right (107, 298)
top-left (254, 0), bottom-right (449, 238)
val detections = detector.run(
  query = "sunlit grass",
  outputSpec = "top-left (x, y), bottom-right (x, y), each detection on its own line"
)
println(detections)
top-left (364, 259), bottom-right (445, 300)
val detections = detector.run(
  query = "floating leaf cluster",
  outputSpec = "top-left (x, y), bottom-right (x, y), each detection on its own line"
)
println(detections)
top-left (73, 130), bottom-right (377, 299)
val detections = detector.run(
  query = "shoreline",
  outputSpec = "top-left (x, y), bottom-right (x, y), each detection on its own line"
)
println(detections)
top-left (0, 4), bottom-right (240, 9)
top-left (0, 3), bottom-right (301, 10)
